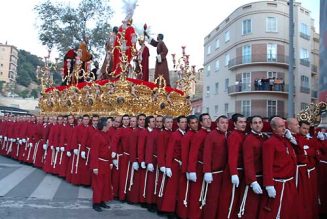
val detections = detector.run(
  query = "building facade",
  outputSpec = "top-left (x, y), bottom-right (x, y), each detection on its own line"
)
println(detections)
top-left (203, 0), bottom-right (319, 119)
top-left (0, 43), bottom-right (18, 84)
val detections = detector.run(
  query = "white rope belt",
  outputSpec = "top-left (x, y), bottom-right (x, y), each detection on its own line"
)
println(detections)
top-left (320, 160), bottom-right (327, 164)
top-left (98, 158), bottom-right (109, 162)
top-left (227, 168), bottom-right (243, 219)
top-left (200, 170), bottom-right (224, 209)
top-left (174, 158), bottom-right (182, 166)
top-left (85, 147), bottom-right (91, 166)
top-left (237, 185), bottom-right (249, 218)
top-left (307, 167), bottom-right (316, 178)
top-left (274, 177), bottom-right (294, 219)
top-left (116, 153), bottom-right (123, 170)
top-left (124, 161), bottom-right (131, 194)
top-left (154, 165), bottom-right (159, 195)
top-left (296, 164), bottom-right (307, 188)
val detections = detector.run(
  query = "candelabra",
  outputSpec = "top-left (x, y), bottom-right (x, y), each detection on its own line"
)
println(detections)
top-left (36, 49), bottom-right (59, 94)
top-left (172, 46), bottom-right (201, 96)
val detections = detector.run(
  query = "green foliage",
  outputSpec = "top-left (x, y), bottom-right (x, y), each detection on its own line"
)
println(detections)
top-left (19, 90), bottom-right (30, 99)
top-left (30, 89), bottom-right (39, 98)
top-left (16, 50), bottom-right (43, 87)
top-left (34, 0), bottom-right (113, 58)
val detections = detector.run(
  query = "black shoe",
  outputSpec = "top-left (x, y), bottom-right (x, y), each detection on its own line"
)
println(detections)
top-left (100, 202), bottom-right (110, 209)
top-left (93, 204), bottom-right (102, 212)
top-left (147, 204), bottom-right (157, 212)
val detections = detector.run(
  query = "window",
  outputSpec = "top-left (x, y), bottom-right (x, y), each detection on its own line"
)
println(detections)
top-left (242, 45), bottom-right (251, 64)
top-left (206, 65), bottom-right (211, 76)
top-left (300, 48), bottom-right (310, 66)
top-left (266, 17), bottom-right (277, 32)
top-left (225, 31), bottom-right (230, 42)
top-left (225, 54), bottom-right (230, 66)
top-left (215, 60), bottom-right (220, 71)
top-left (300, 23), bottom-right (310, 36)
top-left (267, 71), bottom-right (277, 78)
top-left (267, 43), bottom-right (277, 61)
top-left (215, 82), bottom-right (219, 94)
top-left (242, 72), bottom-right (251, 91)
top-left (207, 45), bottom-right (211, 55)
top-left (224, 78), bottom-right (229, 92)
top-left (267, 100), bottom-right (277, 117)
top-left (206, 86), bottom-right (210, 97)
top-left (215, 105), bottom-right (219, 114)
top-left (301, 75), bottom-right (309, 88)
top-left (301, 103), bottom-right (308, 110)
top-left (242, 19), bottom-right (252, 35)
top-left (215, 39), bottom-right (220, 49)
top-left (224, 103), bottom-right (229, 115)
top-left (241, 100), bottom-right (251, 117)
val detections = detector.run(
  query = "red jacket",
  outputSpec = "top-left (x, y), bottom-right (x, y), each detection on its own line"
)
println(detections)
top-left (228, 129), bottom-right (246, 175)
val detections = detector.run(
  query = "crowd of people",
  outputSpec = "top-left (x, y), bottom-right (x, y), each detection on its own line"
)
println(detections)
top-left (0, 112), bottom-right (327, 219)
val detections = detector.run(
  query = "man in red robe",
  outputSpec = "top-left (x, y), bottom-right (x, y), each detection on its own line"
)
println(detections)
top-left (160, 116), bottom-right (187, 216)
top-left (187, 113), bottom-right (212, 219)
top-left (218, 113), bottom-right (247, 219)
top-left (241, 116), bottom-right (268, 219)
top-left (136, 37), bottom-right (149, 81)
top-left (176, 115), bottom-right (198, 219)
top-left (259, 117), bottom-right (297, 219)
top-left (202, 115), bottom-right (229, 219)
top-left (90, 117), bottom-right (113, 212)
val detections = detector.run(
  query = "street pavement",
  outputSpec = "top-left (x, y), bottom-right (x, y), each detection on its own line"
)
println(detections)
top-left (0, 156), bottom-right (161, 219)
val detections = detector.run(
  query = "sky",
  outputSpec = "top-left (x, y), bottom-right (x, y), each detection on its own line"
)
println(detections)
top-left (0, 0), bottom-right (320, 70)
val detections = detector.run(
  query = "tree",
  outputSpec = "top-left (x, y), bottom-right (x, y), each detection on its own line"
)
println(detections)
top-left (34, 0), bottom-right (113, 59)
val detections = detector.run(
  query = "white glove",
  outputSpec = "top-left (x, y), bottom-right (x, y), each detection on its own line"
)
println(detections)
top-left (60, 147), bottom-right (65, 152)
top-left (73, 149), bottom-right (79, 155)
top-left (81, 151), bottom-right (86, 159)
top-left (324, 133), bottom-right (327, 139)
top-left (189, 172), bottom-right (197, 182)
top-left (50, 145), bottom-right (54, 150)
top-left (22, 139), bottom-right (26, 143)
top-left (141, 161), bottom-right (146, 169)
top-left (231, 175), bottom-right (240, 187)
top-left (165, 168), bottom-right (172, 178)
top-left (56, 147), bottom-right (60, 152)
top-left (160, 166), bottom-right (166, 173)
top-left (156, 55), bottom-right (162, 63)
top-left (317, 132), bottom-right (325, 141)
top-left (66, 151), bottom-right (71, 157)
top-left (0, 135), bottom-right (2, 139)
top-left (266, 186), bottom-right (276, 198)
top-left (306, 133), bottom-right (312, 139)
top-left (250, 181), bottom-right (263, 194)
top-left (43, 144), bottom-right (48, 150)
top-left (18, 140), bottom-right (22, 145)
top-left (204, 172), bottom-right (213, 184)
top-left (29, 143), bottom-right (33, 147)
top-left (4, 136), bottom-right (7, 141)
top-left (132, 162), bottom-right (139, 171)
top-left (111, 152), bottom-right (117, 158)
top-left (284, 129), bottom-right (293, 139)
top-left (147, 163), bottom-right (154, 172)
top-left (186, 172), bottom-right (190, 180)
top-left (303, 145), bottom-right (309, 150)
top-left (12, 138), bottom-right (16, 142)
top-left (112, 159), bottom-right (118, 168)
top-left (290, 138), bottom-right (297, 145)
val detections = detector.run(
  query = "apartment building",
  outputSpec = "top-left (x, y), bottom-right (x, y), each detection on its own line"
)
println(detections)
top-left (0, 43), bottom-right (18, 84)
top-left (203, 0), bottom-right (319, 119)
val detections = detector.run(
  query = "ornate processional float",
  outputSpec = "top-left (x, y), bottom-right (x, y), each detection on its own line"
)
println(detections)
top-left (37, 19), bottom-right (200, 117)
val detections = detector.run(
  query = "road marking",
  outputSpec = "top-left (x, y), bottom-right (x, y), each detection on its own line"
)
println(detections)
top-left (29, 174), bottom-right (62, 200)
top-left (78, 186), bottom-right (92, 199)
top-left (0, 166), bottom-right (35, 196)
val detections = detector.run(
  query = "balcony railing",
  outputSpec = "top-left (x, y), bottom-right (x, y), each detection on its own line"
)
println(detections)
top-left (228, 82), bottom-right (290, 95)
top-left (300, 59), bottom-right (310, 67)
top-left (311, 90), bottom-right (318, 98)
top-left (228, 54), bottom-right (289, 69)
top-left (300, 86), bottom-right (310, 94)
top-left (311, 64), bottom-right (318, 73)
top-left (300, 32), bottom-right (310, 40)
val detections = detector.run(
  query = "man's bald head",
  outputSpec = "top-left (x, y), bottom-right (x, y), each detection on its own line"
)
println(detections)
top-left (287, 118), bottom-right (299, 134)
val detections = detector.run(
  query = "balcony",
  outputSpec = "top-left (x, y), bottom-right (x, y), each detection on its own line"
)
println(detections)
top-left (311, 64), bottom-right (318, 75)
top-left (228, 54), bottom-right (289, 70)
top-left (300, 86), bottom-right (310, 94)
top-left (228, 82), bottom-right (290, 96)
top-left (300, 58), bottom-right (310, 67)
top-left (311, 90), bottom-right (318, 99)
top-left (300, 32), bottom-right (310, 41)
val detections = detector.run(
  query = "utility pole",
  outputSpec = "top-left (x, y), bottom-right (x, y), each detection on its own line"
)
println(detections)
top-left (288, 0), bottom-right (295, 118)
